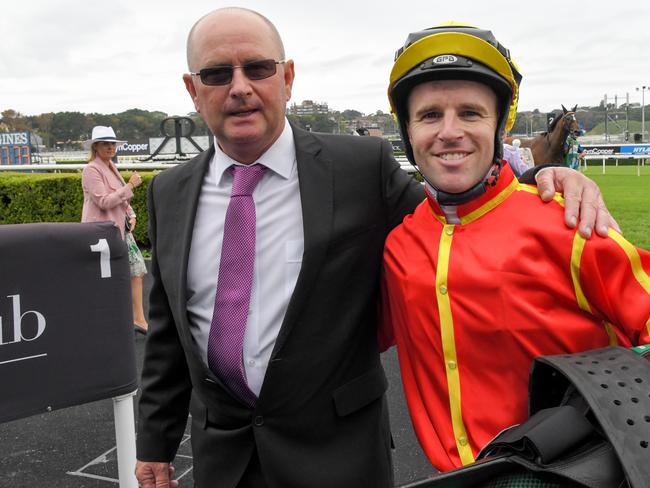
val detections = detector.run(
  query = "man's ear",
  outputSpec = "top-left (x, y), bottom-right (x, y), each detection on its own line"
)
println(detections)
top-left (183, 74), bottom-right (201, 113)
top-left (283, 59), bottom-right (296, 101)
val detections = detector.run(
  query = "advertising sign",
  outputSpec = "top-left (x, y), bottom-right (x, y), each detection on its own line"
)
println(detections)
top-left (0, 222), bottom-right (138, 423)
top-left (619, 145), bottom-right (650, 155)
top-left (149, 135), bottom-right (210, 155)
top-left (581, 144), bottom-right (650, 156)
top-left (581, 145), bottom-right (619, 156)
top-left (116, 140), bottom-right (150, 156)
top-left (0, 132), bottom-right (31, 165)
top-left (389, 138), bottom-right (405, 154)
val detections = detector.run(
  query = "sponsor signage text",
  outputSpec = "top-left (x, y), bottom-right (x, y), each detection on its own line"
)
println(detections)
top-left (0, 132), bottom-right (31, 165)
top-left (581, 144), bottom-right (650, 156)
top-left (116, 140), bottom-right (150, 155)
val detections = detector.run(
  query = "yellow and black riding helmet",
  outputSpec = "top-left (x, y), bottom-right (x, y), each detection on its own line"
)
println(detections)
top-left (388, 23), bottom-right (523, 203)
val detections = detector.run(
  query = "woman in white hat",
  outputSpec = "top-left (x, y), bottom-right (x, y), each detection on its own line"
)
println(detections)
top-left (81, 125), bottom-right (148, 335)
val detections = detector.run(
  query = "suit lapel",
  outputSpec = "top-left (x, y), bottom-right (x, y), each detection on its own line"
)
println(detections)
top-left (271, 125), bottom-right (334, 356)
top-left (171, 149), bottom-right (213, 324)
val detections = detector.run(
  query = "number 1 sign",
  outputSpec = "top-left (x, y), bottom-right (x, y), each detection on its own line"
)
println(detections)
top-left (0, 221), bottom-right (138, 423)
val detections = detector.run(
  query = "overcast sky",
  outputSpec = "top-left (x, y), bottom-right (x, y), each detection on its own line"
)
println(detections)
top-left (2, 0), bottom-right (649, 117)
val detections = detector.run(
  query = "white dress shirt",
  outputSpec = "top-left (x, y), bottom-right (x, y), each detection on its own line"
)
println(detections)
top-left (186, 121), bottom-right (304, 395)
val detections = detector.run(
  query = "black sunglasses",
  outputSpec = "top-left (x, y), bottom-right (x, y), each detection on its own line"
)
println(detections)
top-left (190, 59), bottom-right (285, 86)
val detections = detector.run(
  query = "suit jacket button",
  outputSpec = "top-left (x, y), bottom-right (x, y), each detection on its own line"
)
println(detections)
top-left (254, 415), bottom-right (264, 427)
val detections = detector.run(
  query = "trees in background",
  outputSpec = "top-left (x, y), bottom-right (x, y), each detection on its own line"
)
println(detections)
top-left (2, 103), bottom-right (648, 148)
top-left (0, 108), bottom-right (204, 149)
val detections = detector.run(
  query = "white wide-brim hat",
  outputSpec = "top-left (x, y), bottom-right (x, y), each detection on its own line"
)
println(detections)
top-left (83, 126), bottom-right (126, 149)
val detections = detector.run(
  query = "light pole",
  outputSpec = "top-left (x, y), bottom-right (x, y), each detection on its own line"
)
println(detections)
top-left (637, 86), bottom-right (647, 142)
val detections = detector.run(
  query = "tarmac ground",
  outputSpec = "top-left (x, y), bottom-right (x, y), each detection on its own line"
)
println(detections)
top-left (0, 264), bottom-right (437, 487)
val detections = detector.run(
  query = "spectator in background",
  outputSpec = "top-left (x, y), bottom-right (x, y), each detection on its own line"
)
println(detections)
top-left (564, 131), bottom-right (585, 170)
top-left (81, 125), bottom-right (148, 335)
top-left (502, 139), bottom-right (530, 177)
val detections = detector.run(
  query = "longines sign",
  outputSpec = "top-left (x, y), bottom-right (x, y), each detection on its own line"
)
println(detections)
top-left (0, 222), bottom-right (138, 423)
top-left (0, 131), bottom-right (31, 165)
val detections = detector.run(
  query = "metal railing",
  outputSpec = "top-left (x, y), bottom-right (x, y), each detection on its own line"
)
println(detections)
top-left (0, 162), bottom-right (182, 172)
top-left (0, 157), bottom-right (417, 174)
top-left (1, 155), bottom-right (645, 176)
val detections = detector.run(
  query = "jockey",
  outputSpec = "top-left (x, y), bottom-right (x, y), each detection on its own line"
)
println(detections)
top-left (379, 22), bottom-right (650, 479)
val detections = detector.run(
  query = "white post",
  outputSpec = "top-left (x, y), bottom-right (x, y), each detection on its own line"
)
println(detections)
top-left (602, 157), bottom-right (606, 174)
top-left (112, 391), bottom-right (139, 488)
top-left (637, 85), bottom-right (647, 143)
top-left (642, 87), bottom-right (646, 143)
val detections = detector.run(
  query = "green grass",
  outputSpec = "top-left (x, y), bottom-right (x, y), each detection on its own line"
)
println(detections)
top-left (581, 164), bottom-right (650, 250)
top-left (587, 120), bottom-right (644, 136)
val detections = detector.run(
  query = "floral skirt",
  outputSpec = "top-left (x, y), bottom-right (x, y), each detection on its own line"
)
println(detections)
top-left (125, 232), bottom-right (147, 278)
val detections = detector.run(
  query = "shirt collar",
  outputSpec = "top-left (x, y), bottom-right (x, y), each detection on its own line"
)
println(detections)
top-left (212, 119), bottom-right (296, 182)
top-left (425, 161), bottom-right (518, 225)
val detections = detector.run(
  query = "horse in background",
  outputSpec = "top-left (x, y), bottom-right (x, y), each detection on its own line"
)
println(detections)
top-left (505, 105), bottom-right (581, 166)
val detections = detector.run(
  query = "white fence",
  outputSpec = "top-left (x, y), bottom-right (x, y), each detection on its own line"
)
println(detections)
top-left (1, 155), bottom-right (645, 176)
top-left (582, 154), bottom-right (647, 176)
top-left (399, 155), bottom-right (648, 176)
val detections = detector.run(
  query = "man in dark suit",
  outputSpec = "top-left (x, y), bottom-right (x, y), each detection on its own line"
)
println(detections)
top-left (135, 7), bottom-right (616, 488)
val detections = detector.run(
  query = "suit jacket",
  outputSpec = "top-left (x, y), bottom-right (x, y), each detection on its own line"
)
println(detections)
top-left (81, 157), bottom-right (134, 239)
top-left (136, 124), bottom-right (423, 487)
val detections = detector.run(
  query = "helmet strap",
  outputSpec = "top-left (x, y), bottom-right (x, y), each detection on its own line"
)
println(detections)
top-left (420, 160), bottom-right (502, 206)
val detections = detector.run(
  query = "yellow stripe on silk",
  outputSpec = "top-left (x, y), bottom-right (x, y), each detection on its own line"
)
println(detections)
top-left (429, 206), bottom-right (448, 224)
top-left (572, 234), bottom-right (619, 343)
top-left (603, 321), bottom-right (619, 346)
top-left (609, 230), bottom-right (650, 340)
top-left (608, 229), bottom-right (650, 293)
top-left (516, 184), bottom-right (565, 206)
top-left (516, 184), bottom-right (538, 196)
top-left (436, 225), bottom-right (475, 465)
top-left (460, 177), bottom-right (518, 224)
top-left (570, 233), bottom-right (592, 312)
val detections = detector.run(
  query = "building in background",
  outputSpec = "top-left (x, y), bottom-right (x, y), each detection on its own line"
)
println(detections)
top-left (288, 100), bottom-right (329, 116)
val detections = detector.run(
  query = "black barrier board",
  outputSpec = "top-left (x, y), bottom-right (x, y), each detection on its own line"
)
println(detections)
top-left (0, 222), bottom-right (138, 423)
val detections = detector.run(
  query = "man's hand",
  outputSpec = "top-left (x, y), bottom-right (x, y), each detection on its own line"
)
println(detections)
top-left (535, 167), bottom-right (620, 238)
top-left (135, 460), bottom-right (178, 488)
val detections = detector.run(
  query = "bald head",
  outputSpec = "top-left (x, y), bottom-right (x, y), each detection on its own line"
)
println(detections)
top-left (186, 7), bottom-right (285, 71)
top-left (181, 6), bottom-right (295, 164)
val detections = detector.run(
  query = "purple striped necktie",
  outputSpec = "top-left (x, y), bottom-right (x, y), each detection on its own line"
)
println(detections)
top-left (207, 164), bottom-right (266, 407)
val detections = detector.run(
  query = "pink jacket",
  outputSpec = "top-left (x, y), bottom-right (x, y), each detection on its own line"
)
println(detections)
top-left (81, 157), bottom-right (134, 239)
